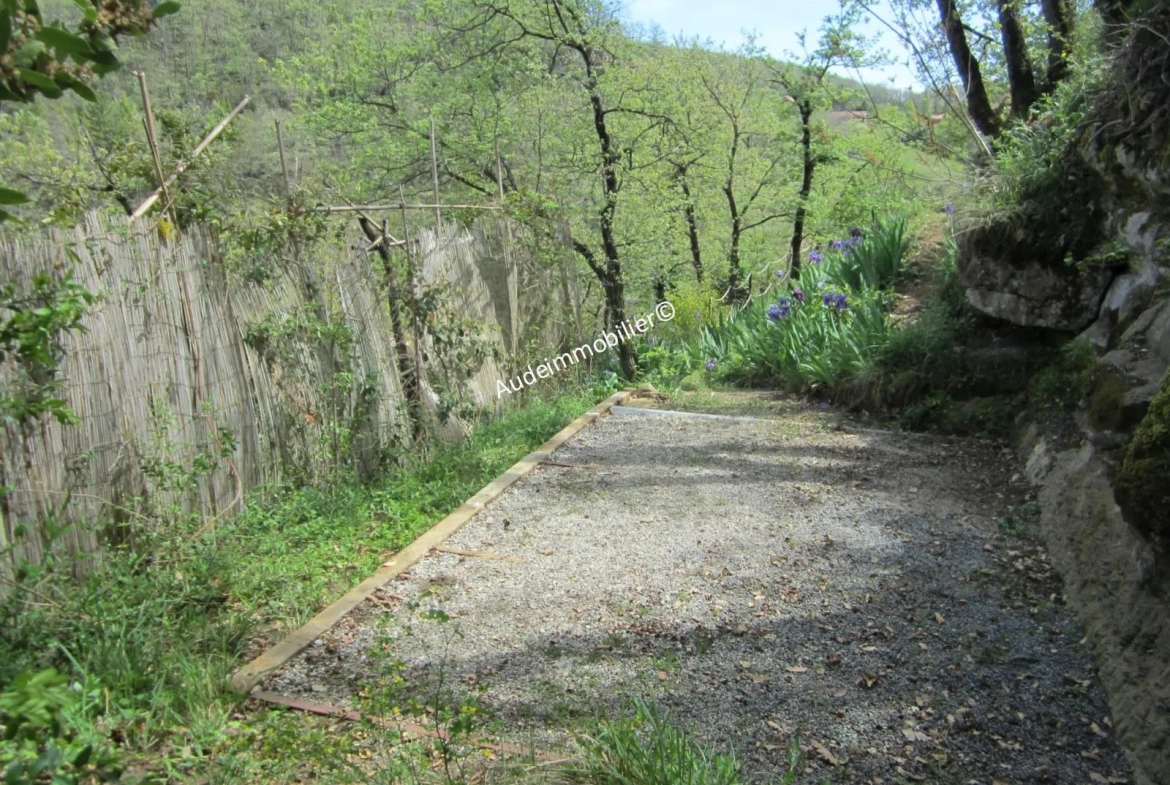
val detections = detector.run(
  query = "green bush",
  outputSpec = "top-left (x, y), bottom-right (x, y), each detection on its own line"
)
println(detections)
top-left (1027, 338), bottom-right (1095, 413)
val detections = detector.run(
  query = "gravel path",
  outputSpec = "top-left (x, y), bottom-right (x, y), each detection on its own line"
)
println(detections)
top-left (263, 401), bottom-right (1132, 784)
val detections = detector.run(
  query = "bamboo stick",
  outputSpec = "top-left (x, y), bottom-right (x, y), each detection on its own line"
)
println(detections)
top-left (429, 119), bottom-right (441, 229)
top-left (275, 119), bottom-right (291, 194)
top-left (134, 72), bottom-right (178, 233)
top-left (317, 203), bottom-right (500, 213)
top-left (130, 95), bottom-right (252, 220)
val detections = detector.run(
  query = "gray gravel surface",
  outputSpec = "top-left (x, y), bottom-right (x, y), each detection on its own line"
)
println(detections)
top-left (263, 404), bottom-right (1131, 784)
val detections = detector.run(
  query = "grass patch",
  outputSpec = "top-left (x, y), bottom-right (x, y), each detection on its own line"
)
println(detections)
top-left (569, 700), bottom-right (764, 785)
top-left (0, 387), bottom-right (602, 782)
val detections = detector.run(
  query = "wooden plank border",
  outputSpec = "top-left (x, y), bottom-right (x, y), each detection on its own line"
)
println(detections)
top-left (230, 390), bottom-right (634, 694)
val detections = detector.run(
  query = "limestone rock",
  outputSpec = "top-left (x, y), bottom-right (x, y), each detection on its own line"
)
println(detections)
top-left (1037, 444), bottom-right (1170, 785)
top-left (962, 255), bottom-right (1115, 331)
top-left (1024, 436), bottom-right (1053, 484)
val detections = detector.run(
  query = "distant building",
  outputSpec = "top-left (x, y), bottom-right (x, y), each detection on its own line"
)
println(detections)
top-left (826, 109), bottom-right (869, 124)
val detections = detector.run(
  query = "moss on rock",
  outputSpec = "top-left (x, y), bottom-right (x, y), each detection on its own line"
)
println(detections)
top-left (1115, 366), bottom-right (1170, 546)
top-left (1087, 369), bottom-right (1128, 431)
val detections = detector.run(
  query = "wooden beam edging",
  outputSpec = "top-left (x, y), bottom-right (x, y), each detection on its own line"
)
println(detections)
top-left (229, 390), bottom-right (635, 694)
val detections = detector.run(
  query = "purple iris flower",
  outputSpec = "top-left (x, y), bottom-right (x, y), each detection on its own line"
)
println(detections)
top-left (767, 303), bottom-right (790, 321)
top-left (830, 239), bottom-right (845, 251)
top-left (777, 295), bottom-right (792, 308)
top-left (809, 249), bottom-right (824, 264)
top-left (822, 292), bottom-right (848, 310)
top-left (943, 202), bottom-right (956, 215)
top-left (850, 227), bottom-right (863, 240)
top-left (705, 358), bottom-right (717, 372)
top-left (792, 286), bottom-right (805, 303)
top-left (775, 269), bottom-right (786, 279)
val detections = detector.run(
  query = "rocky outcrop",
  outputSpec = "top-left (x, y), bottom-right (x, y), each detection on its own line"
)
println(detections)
top-left (1027, 440), bottom-right (1169, 785)
top-left (1115, 367), bottom-right (1170, 547)
top-left (974, 12), bottom-right (1170, 783)
top-left (962, 255), bottom-right (1116, 331)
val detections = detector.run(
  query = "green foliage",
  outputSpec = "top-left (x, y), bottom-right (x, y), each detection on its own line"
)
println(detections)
top-left (0, 668), bottom-right (122, 785)
top-left (0, 265), bottom-right (96, 424)
top-left (899, 395), bottom-right (1015, 438)
top-left (653, 217), bottom-right (913, 395)
top-left (1027, 338), bottom-right (1095, 413)
top-left (0, 388), bottom-right (600, 780)
top-left (0, 0), bottom-right (181, 220)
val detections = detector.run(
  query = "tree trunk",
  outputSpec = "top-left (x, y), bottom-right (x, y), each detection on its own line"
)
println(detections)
top-left (997, 0), bottom-right (1039, 119)
top-left (935, 0), bottom-right (1000, 138)
top-left (582, 49), bottom-right (637, 380)
top-left (1039, 0), bottom-right (1075, 89)
top-left (358, 216), bottom-right (421, 438)
top-left (724, 186), bottom-right (744, 302)
top-left (722, 124), bottom-right (746, 303)
top-left (789, 99), bottom-right (815, 280)
top-left (675, 165), bottom-right (703, 282)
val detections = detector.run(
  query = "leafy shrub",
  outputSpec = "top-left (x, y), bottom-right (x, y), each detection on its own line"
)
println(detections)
top-left (0, 668), bottom-right (122, 785)
top-left (661, 278), bottom-right (727, 347)
top-left (1027, 338), bottom-right (1095, 413)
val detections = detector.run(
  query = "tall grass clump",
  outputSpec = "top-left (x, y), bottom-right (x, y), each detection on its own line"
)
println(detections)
top-left (571, 700), bottom-right (741, 785)
top-left (822, 216), bottom-right (910, 293)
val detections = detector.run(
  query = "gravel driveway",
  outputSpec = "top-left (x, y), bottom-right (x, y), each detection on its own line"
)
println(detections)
top-left (262, 399), bottom-right (1132, 784)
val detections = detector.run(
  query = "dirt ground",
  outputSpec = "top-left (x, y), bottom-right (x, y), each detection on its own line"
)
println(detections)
top-left (261, 392), bottom-right (1132, 784)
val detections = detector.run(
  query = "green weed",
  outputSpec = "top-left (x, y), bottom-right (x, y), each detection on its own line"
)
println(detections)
top-left (569, 700), bottom-right (740, 785)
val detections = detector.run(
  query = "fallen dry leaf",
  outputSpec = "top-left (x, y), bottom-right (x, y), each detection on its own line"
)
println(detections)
top-left (813, 741), bottom-right (838, 766)
top-left (903, 728), bottom-right (929, 743)
top-left (786, 665), bottom-right (808, 673)
top-left (857, 673), bottom-right (879, 689)
top-left (934, 612), bottom-right (946, 624)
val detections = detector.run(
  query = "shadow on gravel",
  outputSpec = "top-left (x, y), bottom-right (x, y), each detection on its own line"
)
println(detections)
top-left (262, 410), bottom-right (1131, 784)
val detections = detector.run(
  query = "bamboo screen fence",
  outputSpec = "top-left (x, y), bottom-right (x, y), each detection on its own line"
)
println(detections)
top-left (0, 211), bottom-right (581, 578)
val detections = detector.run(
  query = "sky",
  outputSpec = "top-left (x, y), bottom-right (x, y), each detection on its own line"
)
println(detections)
top-left (617, 0), bottom-right (921, 90)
